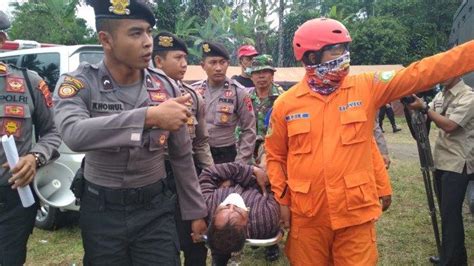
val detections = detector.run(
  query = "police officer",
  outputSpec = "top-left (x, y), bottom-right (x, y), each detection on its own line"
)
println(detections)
top-left (152, 31), bottom-right (213, 173)
top-left (247, 54), bottom-right (284, 162)
top-left (192, 42), bottom-right (256, 164)
top-left (152, 31), bottom-right (212, 266)
top-left (0, 11), bottom-right (61, 266)
top-left (53, 1), bottom-right (207, 264)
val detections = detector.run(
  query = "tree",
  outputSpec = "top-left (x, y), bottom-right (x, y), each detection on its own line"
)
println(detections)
top-left (349, 16), bottom-right (409, 65)
top-left (9, 0), bottom-right (95, 45)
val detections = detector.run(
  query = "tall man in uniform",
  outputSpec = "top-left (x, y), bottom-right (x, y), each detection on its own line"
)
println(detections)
top-left (192, 42), bottom-right (256, 164)
top-left (0, 11), bottom-right (61, 266)
top-left (409, 76), bottom-right (473, 265)
top-left (53, 1), bottom-right (207, 264)
top-left (247, 54), bottom-right (284, 161)
top-left (265, 17), bottom-right (474, 265)
top-left (152, 31), bottom-right (212, 266)
top-left (231, 44), bottom-right (259, 91)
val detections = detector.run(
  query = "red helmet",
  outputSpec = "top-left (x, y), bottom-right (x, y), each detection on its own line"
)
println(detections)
top-left (293, 18), bottom-right (352, 61)
top-left (237, 45), bottom-right (259, 58)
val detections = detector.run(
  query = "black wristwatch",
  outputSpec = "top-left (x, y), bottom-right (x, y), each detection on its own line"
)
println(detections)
top-left (29, 152), bottom-right (46, 168)
top-left (421, 104), bottom-right (430, 114)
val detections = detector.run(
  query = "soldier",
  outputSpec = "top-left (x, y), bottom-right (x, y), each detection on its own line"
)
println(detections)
top-left (0, 11), bottom-right (61, 266)
top-left (192, 42), bottom-right (256, 164)
top-left (231, 44), bottom-right (259, 91)
top-left (53, 1), bottom-right (207, 264)
top-left (247, 54), bottom-right (285, 160)
top-left (152, 31), bottom-right (212, 266)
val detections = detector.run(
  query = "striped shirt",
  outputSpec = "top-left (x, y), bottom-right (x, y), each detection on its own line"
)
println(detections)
top-left (199, 163), bottom-right (280, 239)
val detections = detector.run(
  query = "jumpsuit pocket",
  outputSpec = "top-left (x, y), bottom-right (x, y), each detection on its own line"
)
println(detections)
top-left (343, 170), bottom-right (378, 211)
top-left (0, 104), bottom-right (31, 142)
top-left (287, 179), bottom-right (315, 216)
top-left (149, 129), bottom-right (169, 151)
top-left (287, 120), bottom-right (311, 154)
top-left (340, 109), bottom-right (368, 145)
top-left (214, 104), bottom-right (234, 126)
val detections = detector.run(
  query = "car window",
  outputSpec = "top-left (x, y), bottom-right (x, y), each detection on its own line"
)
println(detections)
top-left (1, 56), bottom-right (20, 66)
top-left (79, 51), bottom-right (103, 65)
top-left (21, 52), bottom-right (60, 91)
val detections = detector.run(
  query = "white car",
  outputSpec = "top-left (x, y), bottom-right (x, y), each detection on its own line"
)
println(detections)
top-left (0, 44), bottom-right (104, 230)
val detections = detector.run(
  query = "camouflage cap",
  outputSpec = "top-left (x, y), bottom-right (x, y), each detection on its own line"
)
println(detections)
top-left (249, 54), bottom-right (276, 74)
top-left (0, 11), bottom-right (11, 31)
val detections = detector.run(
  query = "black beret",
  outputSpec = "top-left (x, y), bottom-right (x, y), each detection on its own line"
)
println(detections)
top-left (87, 0), bottom-right (155, 27)
top-left (153, 31), bottom-right (188, 54)
top-left (0, 11), bottom-right (11, 31)
top-left (201, 41), bottom-right (230, 60)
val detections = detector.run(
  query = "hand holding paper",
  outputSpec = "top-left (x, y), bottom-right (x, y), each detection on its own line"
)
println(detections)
top-left (1, 135), bottom-right (35, 207)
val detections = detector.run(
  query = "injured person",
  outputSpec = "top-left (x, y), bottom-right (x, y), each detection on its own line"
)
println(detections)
top-left (198, 162), bottom-right (281, 265)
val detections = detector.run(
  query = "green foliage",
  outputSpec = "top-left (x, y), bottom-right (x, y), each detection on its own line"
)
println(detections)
top-left (9, 0), bottom-right (95, 45)
top-left (349, 16), bottom-right (409, 65)
top-left (153, 0), bottom-right (183, 32)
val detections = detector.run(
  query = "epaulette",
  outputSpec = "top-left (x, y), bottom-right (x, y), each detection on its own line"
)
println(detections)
top-left (147, 66), bottom-right (167, 78)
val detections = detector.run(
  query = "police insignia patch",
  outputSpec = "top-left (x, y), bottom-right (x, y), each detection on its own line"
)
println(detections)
top-left (3, 119), bottom-right (21, 137)
top-left (220, 114), bottom-right (229, 123)
top-left (0, 63), bottom-right (7, 75)
top-left (6, 77), bottom-right (25, 93)
top-left (109, 0), bottom-right (130, 15)
top-left (203, 43), bottom-right (211, 53)
top-left (244, 95), bottom-right (253, 111)
top-left (37, 80), bottom-right (53, 108)
top-left (224, 89), bottom-right (233, 98)
top-left (4, 105), bottom-right (25, 117)
top-left (159, 36), bottom-right (173, 47)
top-left (220, 105), bottom-right (231, 113)
top-left (159, 134), bottom-right (167, 145)
top-left (64, 76), bottom-right (85, 89)
top-left (58, 84), bottom-right (79, 98)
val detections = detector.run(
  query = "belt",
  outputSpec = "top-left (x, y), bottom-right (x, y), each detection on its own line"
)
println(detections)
top-left (210, 144), bottom-right (236, 155)
top-left (84, 179), bottom-right (165, 205)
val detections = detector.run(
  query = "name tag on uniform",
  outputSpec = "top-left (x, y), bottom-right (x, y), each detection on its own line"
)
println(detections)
top-left (286, 113), bottom-right (310, 121)
top-left (92, 102), bottom-right (124, 112)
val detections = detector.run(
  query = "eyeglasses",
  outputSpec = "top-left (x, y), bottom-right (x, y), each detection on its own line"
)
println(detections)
top-left (322, 43), bottom-right (349, 56)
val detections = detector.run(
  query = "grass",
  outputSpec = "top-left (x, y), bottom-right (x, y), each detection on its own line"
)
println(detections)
top-left (26, 118), bottom-right (473, 265)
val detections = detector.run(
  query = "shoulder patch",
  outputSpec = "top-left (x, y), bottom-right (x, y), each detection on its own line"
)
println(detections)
top-left (58, 76), bottom-right (85, 98)
top-left (0, 63), bottom-right (7, 75)
top-left (37, 80), bottom-right (53, 108)
top-left (244, 95), bottom-right (253, 111)
top-left (375, 71), bottom-right (395, 83)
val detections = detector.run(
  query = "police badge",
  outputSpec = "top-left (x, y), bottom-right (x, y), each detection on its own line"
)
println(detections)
top-left (109, 0), bottom-right (130, 15)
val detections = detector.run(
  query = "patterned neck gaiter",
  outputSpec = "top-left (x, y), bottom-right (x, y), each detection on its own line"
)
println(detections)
top-left (305, 52), bottom-right (351, 95)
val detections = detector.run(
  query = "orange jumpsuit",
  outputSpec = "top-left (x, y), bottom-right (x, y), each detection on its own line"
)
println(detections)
top-left (265, 41), bottom-right (474, 265)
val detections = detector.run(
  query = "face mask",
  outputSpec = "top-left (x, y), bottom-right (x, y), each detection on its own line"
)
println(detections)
top-left (305, 52), bottom-right (351, 95)
top-left (219, 193), bottom-right (248, 211)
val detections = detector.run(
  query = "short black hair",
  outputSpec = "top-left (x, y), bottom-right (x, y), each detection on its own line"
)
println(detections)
top-left (151, 50), bottom-right (169, 67)
top-left (95, 18), bottom-right (120, 35)
top-left (207, 216), bottom-right (247, 255)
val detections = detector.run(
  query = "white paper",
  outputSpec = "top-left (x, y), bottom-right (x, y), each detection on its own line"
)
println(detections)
top-left (2, 135), bottom-right (35, 207)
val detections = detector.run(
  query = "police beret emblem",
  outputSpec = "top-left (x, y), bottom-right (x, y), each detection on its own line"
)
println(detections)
top-left (159, 36), bottom-right (174, 47)
top-left (203, 43), bottom-right (211, 53)
top-left (109, 0), bottom-right (130, 15)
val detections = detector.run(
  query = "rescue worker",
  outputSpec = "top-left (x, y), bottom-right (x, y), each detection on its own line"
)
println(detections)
top-left (409, 76), bottom-right (473, 265)
top-left (152, 31), bottom-right (212, 266)
top-left (231, 44), bottom-right (259, 91)
top-left (192, 41), bottom-right (256, 164)
top-left (53, 1), bottom-right (207, 264)
top-left (0, 11), bottom-right (61, 266)
top-left (265, 17), bottom-right (474, 265)
top-left (247, 54), bottom-right (284, 161)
